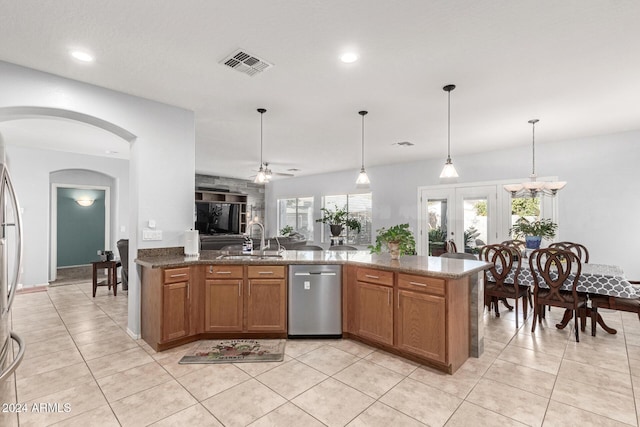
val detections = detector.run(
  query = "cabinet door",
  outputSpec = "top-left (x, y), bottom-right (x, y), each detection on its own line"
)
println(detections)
top-left (397, 289), bottom-right (446, 363)
top-left (162, 281), bottom-right (190, 341)
top-left (246, 279), bottom-right (286, 332)
top-left (357, 282), bottom-right (393, 345)
top-left (205, 279), bottom-right (243, 332)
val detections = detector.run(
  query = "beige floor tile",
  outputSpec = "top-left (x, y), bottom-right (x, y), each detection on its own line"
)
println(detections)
top-left (87, 346), bottom-right (155, 379)
top-left (65, 317), bottom-right (120, 335)
top-left (18, 324), bottom-right (70, 345)
top-left (364, 349), bottom-right (420, 376)
top-left (77, 334), bottom-right (138, 361)
top-left (334, 359), bottom-right (405, 399)
top-left (156, 349), bottom-right (209, 378)
top-left (347, 401), bottom-right (426, 427)
top-left (50, 404), bottom-right (120, 427)
top-left (20, 335), bottom-right (77, 360)
top-left (71, 323), bottom-right (129, 345)
top-left (249, 402), bottom-right (325, 427)
top-left (12, 314), bottom-right (64, 331)
top-left (202, 379), bottom-right (287, 427)
top-left (542, 400), bottom-right (633, 427)
top-left (557, 358), bottom-right (632, 394)
top-left (177, 363), bottom-right (251, 401)
top-left (0, 372), bottom-right (19, 427)
top-left (551, 376), bottom-right (637, 425)
top-left (111, 380), bottom-right (198, 426)
top-left (257, 359), bottom-right (327, 399)
top-left (283, 339), bottom-right (327, 358)
top-left (629, 356), bottom-right (640, 377)
top-left (379, 378), bottom-right (462, 426)
top-left (16, 362), bottom-right (94, 402)
top-left (627, 343), bottom-right (640, 361)
top-left (150, 404), bottom-right (223, 426)
top-left (292, 378), bottom-right (374, 427)
top-left (234, 354), bottom-right (292, 377)
top-left (509, 330), bottom-right (568, 357)
top-left (498, 344), bottom-right (562, 375)
top-left (15, 347), bottom-right (84, 380)
top-left (466, 378), bottom-right (548, 427)
top-left (445, 401), bottom-right (527, 427)
top-left (98, 361), bottom-right (173, 401)
top-left (563, 342), bottom-right (630, 375)
top-left (483, 359), bottom-right (557, 398)
top-left (18, 381), bottom-right (107, 427)
top-left (297, 345), bottom-right (360, 375)
top-left (409, 365), bottom-right (481, 399)
top-left (329, 339), bottom-right (376, 357)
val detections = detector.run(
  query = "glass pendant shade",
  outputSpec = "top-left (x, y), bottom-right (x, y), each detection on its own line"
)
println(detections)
top-left (355, 110), bottom-right (370, 188)
top-left (439, 84), bottom-right (458, 180)
top-left (253, 166), bottom-right (267, 184)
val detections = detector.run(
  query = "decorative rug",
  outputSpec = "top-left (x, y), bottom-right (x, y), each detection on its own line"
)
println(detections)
top-left (179, 339), bottom-right (286, 364)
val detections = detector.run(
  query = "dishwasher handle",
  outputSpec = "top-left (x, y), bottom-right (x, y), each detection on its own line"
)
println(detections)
top-left (294, 272), bottom-right (337, 276)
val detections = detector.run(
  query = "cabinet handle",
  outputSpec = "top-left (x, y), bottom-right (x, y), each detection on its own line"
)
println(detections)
top-left (187, 282), bottom-right (190, 299)
top-left (216, 271), bottom-right (232, 275)
top-left (365, 274), bottom-right (379, 279)
top-left (398, 291), bottom-right (400, 308)
top-left (170, 273), bottom-right (187, 278)
top-left (209, 266), bottom-right (213, 273)
top-left (258, 271), bottom-right (274, 275)
top-left (409, 281), bottom-right (427, 287)
top-left (249, 280), bottom-right (251, 296)
top-left (238, 281), bottom-right (242, 296)
top-left (387, 288), bottom-right (390, 305)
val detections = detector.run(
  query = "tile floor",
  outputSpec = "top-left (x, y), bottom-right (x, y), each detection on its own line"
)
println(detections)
top-left (4, 283), bottom-right (640, 426)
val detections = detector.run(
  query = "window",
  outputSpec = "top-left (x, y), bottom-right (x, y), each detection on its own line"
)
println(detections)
top-left (322, 193), bottom-right (372, 245)
top-left (276, 197), bottom-right (314, 241)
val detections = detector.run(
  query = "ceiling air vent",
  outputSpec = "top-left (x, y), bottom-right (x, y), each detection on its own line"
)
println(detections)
top-left (220, 49), bottom-right (273, 77)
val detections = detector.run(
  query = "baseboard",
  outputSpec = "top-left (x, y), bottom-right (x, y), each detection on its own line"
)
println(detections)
top-left (127, 327), bottom-right (141, 340)
top-left (16, 284), bottom-right (49, 294)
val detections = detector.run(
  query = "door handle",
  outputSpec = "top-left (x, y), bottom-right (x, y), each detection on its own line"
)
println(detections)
top-left (216, 271), bottom-right (232, 275)
top-left (409, 281), bottom-right (428, 287)
top-left (0, 333), bottom-right (25, 381)
top-left (170, 273), bottom-right (188, 278)
top-left (365, 274), bottom-right (379, 279)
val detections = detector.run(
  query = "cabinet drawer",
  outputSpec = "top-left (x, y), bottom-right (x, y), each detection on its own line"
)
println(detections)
top-left (247, 265), bottom-right (285, 279)
top-left (206, 265), bottom-right (244, 279)
top-left (398, 273), bottom-right (445, 296)
top-left (163, 267), bottom-right (190, 284)
top-left (356, 267), bottom-right (393, 287)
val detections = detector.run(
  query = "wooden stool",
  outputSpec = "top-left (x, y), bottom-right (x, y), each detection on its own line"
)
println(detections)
top-left (92, 260), bottom-right (121, 297)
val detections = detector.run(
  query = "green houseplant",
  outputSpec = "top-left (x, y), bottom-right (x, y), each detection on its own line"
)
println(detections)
top-left (316, 204), bottom-right (362, 236)
top-left (510, 217), bottom-right (558, 249)
top-left (279, 225), bottom-right (294, 236)
top-left (428, 226), bottom-right (447, 256)
top-left (369, 223), bottom-right (416, 260)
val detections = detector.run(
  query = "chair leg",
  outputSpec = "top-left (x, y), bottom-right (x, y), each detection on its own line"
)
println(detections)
top-left (494, 297), bottom-right (500, 317)
top-left (515, 297), bottom-right (519, 329)
top-left (522, 292), bottom-right (528, 320)
top-left (531, 305), bottom-right (538, 333)
top-left (528, 290), bottom-right (533, 308)
top-left (591, 305), bottom-right (597, 337)
top-left (574, 310), bottom-right (580, 342)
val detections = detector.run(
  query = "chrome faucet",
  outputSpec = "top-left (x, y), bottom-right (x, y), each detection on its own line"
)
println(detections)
top-left (248, 220), bottom-right (266, 253)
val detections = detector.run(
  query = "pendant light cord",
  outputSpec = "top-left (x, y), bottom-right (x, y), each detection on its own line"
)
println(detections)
top-left (361, 113), bottom-right (365, 168)
top-left (260, 111), bottom-right (263, 166)
top-left (529, 118), bottom-right (538, 175)
top-left (447, 89), bottom-right (451, 160)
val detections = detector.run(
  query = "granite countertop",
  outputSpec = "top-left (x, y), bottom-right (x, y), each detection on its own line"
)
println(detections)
top-left (135, 250), bottom-right (491, 279)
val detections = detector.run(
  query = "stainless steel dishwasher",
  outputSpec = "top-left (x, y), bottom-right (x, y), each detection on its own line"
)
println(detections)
top-left (288, 265), bottom-right (342, 338)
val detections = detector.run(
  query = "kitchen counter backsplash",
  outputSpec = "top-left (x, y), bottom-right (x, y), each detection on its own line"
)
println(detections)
top-left (135, 249), bottom-right (490, 279)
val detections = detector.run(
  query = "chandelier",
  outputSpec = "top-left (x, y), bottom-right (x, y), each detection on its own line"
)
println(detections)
top-left (503, 119), bottom-right (566, 198)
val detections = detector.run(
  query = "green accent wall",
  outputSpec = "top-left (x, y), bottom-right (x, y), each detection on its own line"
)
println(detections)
top-left (57, 188), bottom-right (105, 267)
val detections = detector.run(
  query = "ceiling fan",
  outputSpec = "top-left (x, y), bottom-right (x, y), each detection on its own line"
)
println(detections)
top-left (249, 162), bottom-right (295, 181)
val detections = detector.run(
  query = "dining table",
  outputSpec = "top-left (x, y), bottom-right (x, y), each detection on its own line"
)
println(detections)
top-left (490, 262), bottom-right (638, 334)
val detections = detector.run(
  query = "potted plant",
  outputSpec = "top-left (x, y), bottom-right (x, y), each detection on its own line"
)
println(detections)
top-left (316, 204), bottom-right (362, 236)
top-left (510, 217), bottom-right (558, 249)
top-left (280, 225), bottom-right (294, 236)
top-left (428, 227), bottom-right (447, 256)
top-left (369, 223), bottom-right (416, 260)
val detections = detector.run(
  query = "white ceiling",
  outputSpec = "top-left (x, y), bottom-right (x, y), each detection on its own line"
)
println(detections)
top-left (1, 0), bottom-right (639, 180)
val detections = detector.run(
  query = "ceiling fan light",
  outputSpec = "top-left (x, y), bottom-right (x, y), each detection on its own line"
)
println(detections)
top-left (522, 180), bottom-right (545, 190)
top-left (253, 167), bottom-right (267, 184)
top-left (503, 184), bottom-right (523, 193)
top-left (544, 181), bottom-right (566, 191)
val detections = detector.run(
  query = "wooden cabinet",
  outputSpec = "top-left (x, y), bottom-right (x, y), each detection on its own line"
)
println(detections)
top-left (356, 267), bottom-right (394, 346)
top-left (397, 289), bottom-right (446, 363)
top-left (204, 265), bottom-right (243, 332)
top-left (246, 266), bottom-right (286, 332)
top-left (204, 264), bottom-right (286, 333)
top-left (162, 281), bottom-right (190, 341)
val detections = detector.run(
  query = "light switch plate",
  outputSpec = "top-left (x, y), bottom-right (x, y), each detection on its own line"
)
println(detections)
top-left (142, 229), bottom-right (163, 241)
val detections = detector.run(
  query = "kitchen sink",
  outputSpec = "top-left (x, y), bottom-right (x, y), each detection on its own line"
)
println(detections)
top-left (217, 254), bottom-right (283, 260)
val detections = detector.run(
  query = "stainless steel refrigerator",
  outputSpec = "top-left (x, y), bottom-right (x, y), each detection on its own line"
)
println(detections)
top-left (0, 133), bottom-right (25, 387)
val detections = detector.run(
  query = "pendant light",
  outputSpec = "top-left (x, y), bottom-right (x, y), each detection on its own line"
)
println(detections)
top-left (253, 108), bottom-right (268, 184)
top-left (355, 110), bottom-right (371, 188)
top-left (439, 84), bottom-right (459, 179)
top-left (503, 119), bottom-right (566, 197)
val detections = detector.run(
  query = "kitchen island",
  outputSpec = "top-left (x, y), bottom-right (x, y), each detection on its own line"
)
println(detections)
top-left (136, 250), bottom-right (490, 373)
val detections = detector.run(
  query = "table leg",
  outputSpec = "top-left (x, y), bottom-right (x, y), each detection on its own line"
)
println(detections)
top-left (500, 298), bottom-right (514, 311)
top-left (92, 264), bottom-right (97, 297)
top-left (555, 308), bottom-right (617, 334)
top-left (112, 264), bottom-right (117, 296)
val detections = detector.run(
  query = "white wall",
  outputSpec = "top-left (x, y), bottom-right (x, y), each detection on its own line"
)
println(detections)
top-left (267, 130), bottom-right (640, 278)
top-left (0, 61), bottom-right (195, 338)
top-left (6, 146), bottom-right (129, 286)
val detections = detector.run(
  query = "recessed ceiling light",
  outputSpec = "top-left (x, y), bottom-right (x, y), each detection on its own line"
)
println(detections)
top-left (340, 53), bottom-right (358, 63)
top-left (70, 50), bottom-right (94, 62)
